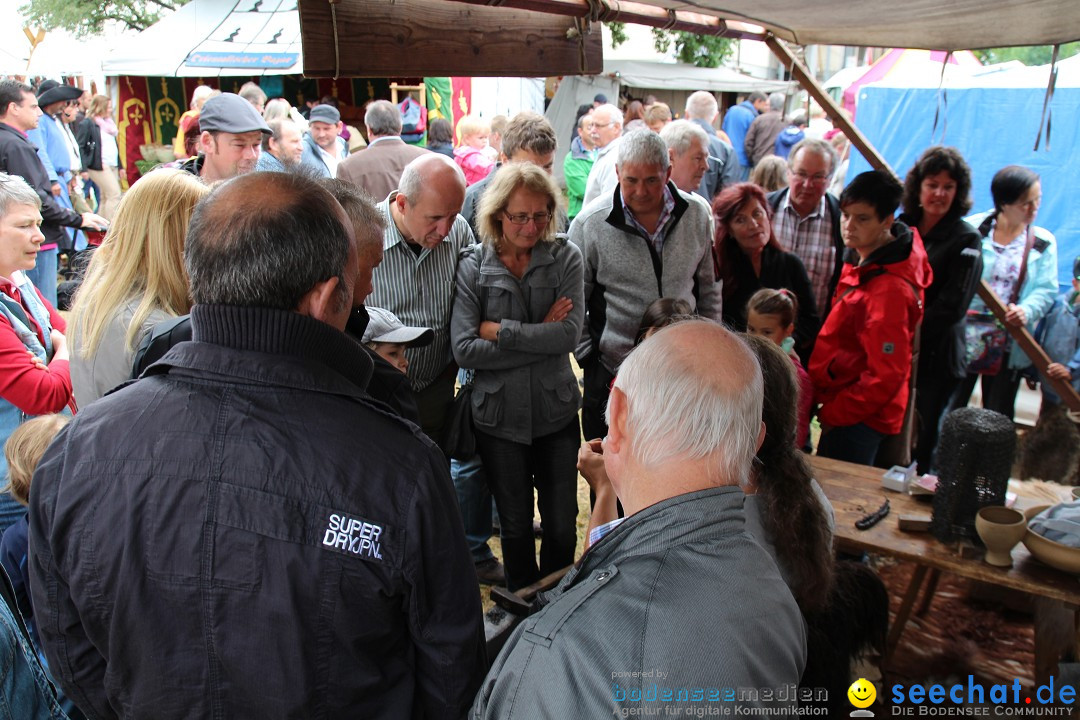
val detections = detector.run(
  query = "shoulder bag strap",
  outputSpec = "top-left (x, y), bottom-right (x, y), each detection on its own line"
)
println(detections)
top-left (1009, 225), bottom-right (1037, 306)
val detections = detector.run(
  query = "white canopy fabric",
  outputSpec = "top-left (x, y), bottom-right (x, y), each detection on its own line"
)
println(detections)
top-left (102, 0), bottom-right (303, 77)
top-left (625, 0), bottom-right (1080, 52)
top-left (603, 59), bottom-right (792, 93)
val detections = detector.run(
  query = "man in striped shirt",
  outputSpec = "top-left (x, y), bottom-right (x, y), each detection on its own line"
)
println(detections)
top-left (368, 154), bottom-right (474, 447)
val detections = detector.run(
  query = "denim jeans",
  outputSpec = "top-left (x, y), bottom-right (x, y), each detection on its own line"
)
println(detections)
top-left (0, 593), bottom-right (69, 719)
top-left (476, 418), bottom-right (580, 591)
top-left (450, 456), bottom-right (495, 564)
top-left (817, 422), bottom-right (886, 467)
top-left (24, 248), bottom-right (58, 309)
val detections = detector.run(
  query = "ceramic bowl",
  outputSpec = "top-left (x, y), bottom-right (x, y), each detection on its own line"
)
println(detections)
top-left (1021, 504), bottom-right (1080, 574)
top-left (975, 506), bottom-right (1027, 567)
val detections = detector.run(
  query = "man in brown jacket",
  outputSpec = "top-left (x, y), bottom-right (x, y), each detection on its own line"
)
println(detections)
top-left (744, 92), bottom-right (787, 168)
top-left (337, 100), bottom-right (429, 200)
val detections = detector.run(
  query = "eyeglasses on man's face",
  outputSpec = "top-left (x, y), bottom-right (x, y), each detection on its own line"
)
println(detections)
top-left (503, 211), bottom-right (552, 226)
top-left (791, 170), bottom-right (830, 185)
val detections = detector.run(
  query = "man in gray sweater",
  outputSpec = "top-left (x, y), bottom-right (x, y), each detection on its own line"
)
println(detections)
top-left (471, 320), bottom-right (806, 719)
top-left (569, 129), bottom-right (720, 440)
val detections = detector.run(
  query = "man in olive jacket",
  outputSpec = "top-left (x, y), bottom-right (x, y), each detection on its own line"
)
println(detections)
top-left (471, 320), bottom-right (806, 718)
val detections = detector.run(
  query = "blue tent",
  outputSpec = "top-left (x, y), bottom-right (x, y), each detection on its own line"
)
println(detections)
top-left (848, 55), bottom-right (1080, 288)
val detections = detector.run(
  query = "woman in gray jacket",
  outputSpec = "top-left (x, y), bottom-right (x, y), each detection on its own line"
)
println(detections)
top-left (451, 163), bottom-right (584, 591)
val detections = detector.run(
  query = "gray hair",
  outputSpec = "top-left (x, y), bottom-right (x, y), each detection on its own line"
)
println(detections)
top-left (610, 319), bottom-right (763, 488)
top-left (788, 138), bottom-right (839, 177)
top-left (321, 178), bottom-right (386, 252)
top-left (364, 100), bottom-right (402, 137)
top-left (397, 153), bottom-right (464, 204)
top-left (684, 90), bottom-right (718, 121)
top-left (593, 103), bottom-right (623, 129)
top-left (0, 172), bottom-right (41, 215)
top-left (185, 172), bottom-right (352, 312)
top-left (768, 92), bottom-right (785, 112)
top-left (659, 120), bottom-right (709, 157)
top-left (616, 129), bottom-right (669, 172)
top-left (239, 82), bottom-right (266, 107)
top-left (262, 118), bottom-right (295, 153)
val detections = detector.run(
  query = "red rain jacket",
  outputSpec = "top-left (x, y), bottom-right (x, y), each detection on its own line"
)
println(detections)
top-left (809, 221), bottom-right (932, 435)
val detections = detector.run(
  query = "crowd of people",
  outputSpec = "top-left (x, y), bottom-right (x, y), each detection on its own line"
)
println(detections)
top-left (0, 74), bottom-right (1073, 718)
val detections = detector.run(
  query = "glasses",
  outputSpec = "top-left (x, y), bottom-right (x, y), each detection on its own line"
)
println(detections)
top-left (504, 211), bottom-right (552, 226)
top-left (792, 171), bottom-right (830, 185)
top-left (592, 121), bottom-right (617, 129)
top-left (65, 99), bottom-right (79, 107)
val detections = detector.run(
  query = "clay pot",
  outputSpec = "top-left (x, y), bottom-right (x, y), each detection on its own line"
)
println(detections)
top-left (975, 506), bottom-right (1027, 567)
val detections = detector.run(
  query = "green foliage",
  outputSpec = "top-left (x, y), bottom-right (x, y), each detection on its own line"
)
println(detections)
top-left (973, 43), bottom-right (1080, 66)
top-left (651, 29), bottom-right (733, 68)
top-left (20, 0), bottom-right (189, 35)
top-left (606, 21), bottom-right (629, 49)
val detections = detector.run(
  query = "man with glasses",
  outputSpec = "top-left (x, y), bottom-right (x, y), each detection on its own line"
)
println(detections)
top-left (581, 103), bottom-right (624, 206)
top-left (767, 138), bottom-right (844, 342)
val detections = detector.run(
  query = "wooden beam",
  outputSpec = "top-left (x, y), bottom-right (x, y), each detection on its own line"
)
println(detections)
top-left (764, 34), bottom-right (893, 176)
top-left (298, 0), bottom-right (603, 78)
top-left (976, 280), bottom-right (1080, 413)
top-left (442, 0), bottom-right (770, 41)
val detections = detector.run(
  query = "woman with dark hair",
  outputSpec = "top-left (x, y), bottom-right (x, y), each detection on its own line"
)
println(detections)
top-left (952, 165), bottom-right (1058, 420)
top-left (713, 182), bottom-right (819, 362)
top-left (898, 146), bottom-right (983, 472)
top-left (634, 297), bottom-right (692, 345)
top-left (426, 117), bottom-right (454, 158)
top-left (451, 163), bottom-right (583, 591)
top-left (742, 334), bottom-right (834, 612)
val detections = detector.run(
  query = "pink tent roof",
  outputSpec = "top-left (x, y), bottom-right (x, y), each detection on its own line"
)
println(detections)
top-left (842, 49), bottom-right (982, 118)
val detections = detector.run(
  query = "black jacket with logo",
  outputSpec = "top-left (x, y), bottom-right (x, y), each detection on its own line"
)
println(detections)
top-left (29, 303), bottom-right (486, 719)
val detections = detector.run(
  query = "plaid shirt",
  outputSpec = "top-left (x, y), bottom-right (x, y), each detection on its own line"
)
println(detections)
top-left (773, 194), bottom-right (836, 317)
top-left (621, 186), bottom-right (677, 254)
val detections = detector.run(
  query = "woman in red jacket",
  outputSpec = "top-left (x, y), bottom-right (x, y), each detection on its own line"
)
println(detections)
top-left (810, 170), bottom-right (931, 466)
top-left (0, 173), bottom-right (74, 532)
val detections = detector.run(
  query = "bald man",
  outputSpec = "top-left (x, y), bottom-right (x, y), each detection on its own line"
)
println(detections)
top-left (473, 320), bottom-right (806, 718)
top-left (30, 171), bottom-right (485, 719)
top-left (368, 153), bottom-right (475, 449)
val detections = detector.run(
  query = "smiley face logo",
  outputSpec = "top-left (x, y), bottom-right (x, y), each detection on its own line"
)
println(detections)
top-left (848, 678), bottom-right (876, 709)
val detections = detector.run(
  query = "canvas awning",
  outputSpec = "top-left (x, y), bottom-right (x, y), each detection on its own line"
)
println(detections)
top-left (603, 59), bottom-right (792, 94)
top-left (103, 0), bottom-right (303, 77)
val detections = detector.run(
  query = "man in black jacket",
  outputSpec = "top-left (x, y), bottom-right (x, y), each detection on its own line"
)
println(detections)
top-left (0, 80), bottom-right (107, 296)
top-left (30, 171), bottom-right (485, 719)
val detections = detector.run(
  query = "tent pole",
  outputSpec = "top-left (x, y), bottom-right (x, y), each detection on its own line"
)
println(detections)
top-left (764, 34), bottom-right (892, 176)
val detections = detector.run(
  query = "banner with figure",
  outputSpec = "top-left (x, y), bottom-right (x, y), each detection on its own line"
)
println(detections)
top-left (117, 76), bottom-right (153, 188)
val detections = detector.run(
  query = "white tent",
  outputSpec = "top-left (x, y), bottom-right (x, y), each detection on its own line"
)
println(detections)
top-left (102, 0), bottom-right (304, 77)
top-left (604, 59), bottom-right (791, 94)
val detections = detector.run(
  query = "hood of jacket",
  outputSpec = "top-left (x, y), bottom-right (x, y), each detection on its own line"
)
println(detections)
top-left (837, 220), bottom-right (931, 297)
top-left (775, 126), bottom-right (805, 153)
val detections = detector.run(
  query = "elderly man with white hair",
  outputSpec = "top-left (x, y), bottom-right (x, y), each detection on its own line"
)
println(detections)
top-left (683, 90), bottom-right (741, 201)
top-left (581, 102), bottom-right (624, 206)
top-left (659, 119), bottom-right (711, 196)
top-left (471, 319), bottom-right (807, 719)
top-left (570, 130), bottom-right (720, 441)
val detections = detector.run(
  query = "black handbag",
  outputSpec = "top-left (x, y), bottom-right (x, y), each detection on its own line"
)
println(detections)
top-left (443, 373), bottom-right (476, 461)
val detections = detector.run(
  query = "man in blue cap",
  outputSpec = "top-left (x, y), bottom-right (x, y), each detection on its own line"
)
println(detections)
top-left (177, 93), bottom-right (271, 183)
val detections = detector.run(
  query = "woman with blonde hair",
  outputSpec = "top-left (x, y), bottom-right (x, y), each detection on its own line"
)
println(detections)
top-left (451, 162), bottom-right (583, 591)
top-left (69, 169), bottom-right (209, 407)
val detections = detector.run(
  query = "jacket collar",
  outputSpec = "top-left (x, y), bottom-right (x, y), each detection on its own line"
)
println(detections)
top-left (0, 122), bottom-right (30, 142)
top-left (156, 304), bottom-right (373, 395)
top-left (570, 486), bottom-right (748, 582)
top-left (477, 237), bottom-right (560, 277)
top-left (604, 180), bottom-right (690, 238)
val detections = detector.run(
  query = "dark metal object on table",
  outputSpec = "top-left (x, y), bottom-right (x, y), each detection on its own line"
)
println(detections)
top-left (931, 407), bottom-right (1016, 542)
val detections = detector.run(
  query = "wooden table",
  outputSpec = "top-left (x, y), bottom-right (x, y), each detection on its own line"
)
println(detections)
top-left (810, 455), bottom-right (1080, 684)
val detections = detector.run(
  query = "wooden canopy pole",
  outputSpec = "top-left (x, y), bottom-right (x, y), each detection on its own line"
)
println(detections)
top-left (976, 283), bottom-right (1080, 413)
top-left (764, 34), bottom-right (892, 176)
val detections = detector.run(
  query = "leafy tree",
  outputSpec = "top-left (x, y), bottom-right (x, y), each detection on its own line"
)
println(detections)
top-left (606, 21), bottom-right (629, 49)
top-left (650, 29), bottom-right (733, 68)
top-left (973, 43), bottom-right (1080, 66)
top-left (20, 0), bottom-right (190, 35)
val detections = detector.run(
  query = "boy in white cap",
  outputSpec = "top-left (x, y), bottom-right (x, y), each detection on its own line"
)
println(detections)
top-left (362, 306), bottom-right (433, 375)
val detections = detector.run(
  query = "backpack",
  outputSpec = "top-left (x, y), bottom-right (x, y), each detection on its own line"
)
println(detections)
top-left (399, 97), bottom-right (427, 143)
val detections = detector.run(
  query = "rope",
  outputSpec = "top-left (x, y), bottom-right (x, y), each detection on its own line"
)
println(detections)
top-left (1034, 44), bottom-right (1060, 152)
top-left (930, 51), bottom-right (952, 145)
top-left (329, 0), bottom-right (341, 80)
